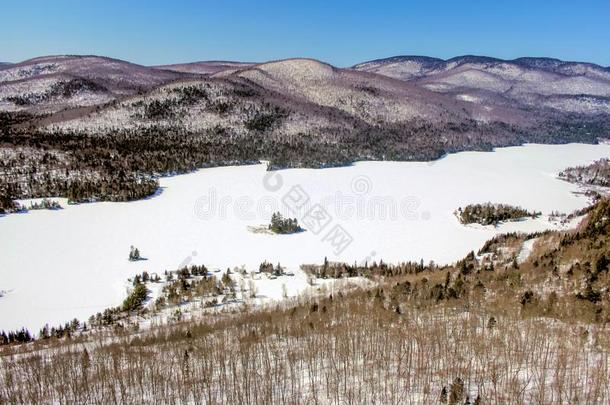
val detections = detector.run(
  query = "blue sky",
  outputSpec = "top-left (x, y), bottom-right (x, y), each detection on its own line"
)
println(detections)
top-left (1, 0), bottom-right (609, 66)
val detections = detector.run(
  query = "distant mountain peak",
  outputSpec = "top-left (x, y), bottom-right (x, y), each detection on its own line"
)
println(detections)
top-left (355, 54), bottom-right (610, 76)
top-left (445, 55), bottom-right (504, 65)
top-left (353, 55), bottom-right (444, 68)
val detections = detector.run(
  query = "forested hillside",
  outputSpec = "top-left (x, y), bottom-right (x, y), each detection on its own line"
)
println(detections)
top-left (1, 55), bottom-right (609, 206)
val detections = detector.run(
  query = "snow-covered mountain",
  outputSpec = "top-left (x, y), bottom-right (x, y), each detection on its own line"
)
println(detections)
top-left (353, 55), bottom-right (610, 115)
top-left (228, 58), bottom-right (485, 124)
top-left (3, 53), bottom-right (610, 122)
top-left (0, 55), bottom-right (194, 113)
top-left (1, 54), bottom-right (609, 175)
top-left (39, 56), bottom-right (537, 135)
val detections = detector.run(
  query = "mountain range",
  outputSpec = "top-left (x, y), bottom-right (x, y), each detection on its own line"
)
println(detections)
top-left (355, 55), bottom-right (610, 116)
top-left (2, 54), bottom-right (609, 119)
top-left (1, 54), bottom-right (610, 201)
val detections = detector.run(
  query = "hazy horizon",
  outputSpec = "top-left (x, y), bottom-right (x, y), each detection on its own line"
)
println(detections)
top-left (2, 0), bottom-right (609, 67)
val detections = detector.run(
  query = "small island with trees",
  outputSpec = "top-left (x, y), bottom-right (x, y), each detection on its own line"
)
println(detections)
top-left (247, 212), bottom-right (304, 235)
top-left (455, 203), bottom-right (541, 226)
top-left (268, 212), bottom-right (303, 234)
top-left (128, 245), bottom-right (144, 261)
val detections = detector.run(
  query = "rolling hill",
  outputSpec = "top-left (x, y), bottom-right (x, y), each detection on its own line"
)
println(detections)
top-left (1, 54), bottom-right (609, 203)
top-left (353, 55), bottom-right (610, 115)
top-left (0, 55), bottom-right (194, 114)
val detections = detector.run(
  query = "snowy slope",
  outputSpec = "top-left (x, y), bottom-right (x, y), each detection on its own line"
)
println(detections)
top-left (354, 55), bottom-right (610, 115)
top-left (0, 55), bottom-right (192, 113)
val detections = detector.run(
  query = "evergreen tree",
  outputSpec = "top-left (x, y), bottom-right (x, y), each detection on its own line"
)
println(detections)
top-left (122, 281), bottom-right (149, 311)
top-left (268, 212), bottom-right (303, 234)
top-left (129, 245), bottom-right (142, 261)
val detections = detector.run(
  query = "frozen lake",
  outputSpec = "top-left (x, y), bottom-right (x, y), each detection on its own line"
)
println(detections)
top-left (1, 143), bottom-right (609, 331)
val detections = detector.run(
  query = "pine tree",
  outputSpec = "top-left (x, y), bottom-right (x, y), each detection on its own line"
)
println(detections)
top-left (222, 271), bottom-right (234, 289)
top-left (129, 245), bottom-right (142, 261)
top-left (0, 331), bottom-right (8, 345)
top-left (39, 324), bottom-right (50, 339)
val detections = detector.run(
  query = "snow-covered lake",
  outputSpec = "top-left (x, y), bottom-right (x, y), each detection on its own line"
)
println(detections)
top-left (1, 143), bottom-right (609, 332)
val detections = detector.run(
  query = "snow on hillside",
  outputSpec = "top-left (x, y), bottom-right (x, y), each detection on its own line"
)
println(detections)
top-left (233, 59), bottom-right (459, 124)
top-left (516, 237), bottom-right (539, 264)
top-left (354, 55), bottom-right (610, 115)
top-left (0, 55), bottom-right (190, 113)
top-left (1, 143), bottom-right (610, 332)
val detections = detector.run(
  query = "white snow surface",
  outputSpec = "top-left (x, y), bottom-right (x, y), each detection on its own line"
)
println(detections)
top-left (517, 237), bottom-right (540, 264)
top-left (1, 143), bottom-right (610, 331)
